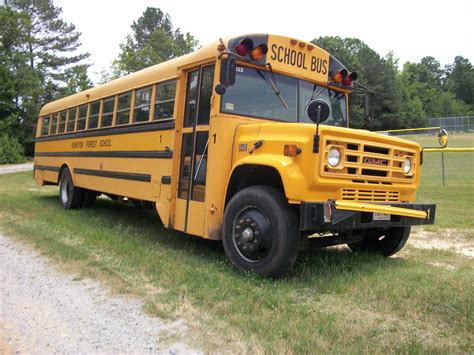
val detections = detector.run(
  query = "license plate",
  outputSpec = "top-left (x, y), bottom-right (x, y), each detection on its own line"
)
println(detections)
top-left (373, 212), bottom-right (391, 221)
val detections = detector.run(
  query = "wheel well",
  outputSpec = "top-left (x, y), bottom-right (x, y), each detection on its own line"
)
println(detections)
top-left (57, 164), bottom-right (70, 184)
top-left (225, 165), bottom-right (285, 206)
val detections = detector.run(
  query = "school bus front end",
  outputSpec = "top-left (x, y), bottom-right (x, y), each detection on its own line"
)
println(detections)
top-left (216, 34), bottom-right (436, 277)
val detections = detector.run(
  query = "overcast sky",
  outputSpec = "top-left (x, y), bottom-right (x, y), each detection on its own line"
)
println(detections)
top-left (55, 0), bottom-right (473, 84)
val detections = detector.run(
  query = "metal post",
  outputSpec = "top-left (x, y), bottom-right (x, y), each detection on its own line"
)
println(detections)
top-left (441, 151), bottom-right (445, 186)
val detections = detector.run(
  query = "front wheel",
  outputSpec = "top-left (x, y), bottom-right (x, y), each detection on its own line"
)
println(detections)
top-left (222, 186), bottom-right (300, 277)
top-left (347, 226), bottom-right (411, 257)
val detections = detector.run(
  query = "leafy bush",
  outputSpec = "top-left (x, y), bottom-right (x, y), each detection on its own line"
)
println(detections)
top-left (0, 134), bottom-right (26, 164)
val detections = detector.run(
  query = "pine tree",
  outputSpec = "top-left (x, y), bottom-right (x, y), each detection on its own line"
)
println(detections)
top-left (6, 0), bottom-right (91, 154)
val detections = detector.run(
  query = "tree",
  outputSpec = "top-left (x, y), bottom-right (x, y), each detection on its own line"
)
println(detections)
top-left (445, 56), bottom-right (474, 106)
top-left (312, 36), bottom-right (406, 130)
top-left (5, 0), bottom-right (91, 154)
top-left (112, 7), bottom-right (198, 77)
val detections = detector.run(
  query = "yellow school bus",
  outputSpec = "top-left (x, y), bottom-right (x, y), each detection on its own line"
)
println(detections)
top-left (34, 34), bottom-right (442, 277)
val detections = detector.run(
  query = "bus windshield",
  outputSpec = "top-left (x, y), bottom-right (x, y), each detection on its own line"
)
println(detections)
top-left (220, 65), bottom-right (347, 126)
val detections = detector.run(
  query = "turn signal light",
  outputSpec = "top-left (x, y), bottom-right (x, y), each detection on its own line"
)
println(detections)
top-left (284, 144), bottom-right (301, 156)
top-left (249, 44), bottom-right (268, 61)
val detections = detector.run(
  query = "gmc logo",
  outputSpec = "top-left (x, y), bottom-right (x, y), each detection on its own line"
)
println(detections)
top-left (363, 157), bottom-right (388, 166)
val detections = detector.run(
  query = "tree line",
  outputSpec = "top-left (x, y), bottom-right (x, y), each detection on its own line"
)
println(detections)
top-left (1, 1), bottom-right (473, 163)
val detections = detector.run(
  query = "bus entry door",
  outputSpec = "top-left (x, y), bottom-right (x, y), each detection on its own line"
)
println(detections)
top-left (175, 65), bottom-right (215, 236)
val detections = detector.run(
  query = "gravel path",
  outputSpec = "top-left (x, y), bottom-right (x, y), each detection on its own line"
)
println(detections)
top-left (0, 162), bottom-right (34, 175)
top-left (0, 234), bottom-right (198, 354)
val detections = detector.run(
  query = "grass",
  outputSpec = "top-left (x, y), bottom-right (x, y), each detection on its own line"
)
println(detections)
top-left (0, 170), bottom-right (473, 353)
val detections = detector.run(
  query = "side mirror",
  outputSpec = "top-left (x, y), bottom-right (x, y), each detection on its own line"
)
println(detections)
top-left (438, 128), bottom-right (448, 148)
top-left (307, 99), bottom-right (331, 124)
top-left (215, 58), bottom-right (236, 95)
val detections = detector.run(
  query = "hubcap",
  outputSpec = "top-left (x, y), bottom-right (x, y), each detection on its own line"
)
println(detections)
top-left (232, 207), bottom-right (272, 263)
top-left (61, 178), bottom-right (69, 203)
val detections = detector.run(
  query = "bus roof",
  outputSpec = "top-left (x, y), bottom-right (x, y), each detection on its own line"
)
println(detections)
top-left (39, 34), bottom-right (344, 117)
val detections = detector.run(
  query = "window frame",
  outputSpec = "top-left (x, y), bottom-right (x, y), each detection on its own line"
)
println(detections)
top-left (101, 96), bottom-right (116, 128)
top-left (132, 85), bottom-right (153, 123)
top-left (219, 64), bottom-right (348, 126)
top-left (40, 115), bottom-right (51, 136)
top-left (87, 100), bottom-right (101, 130)
top-left (116, 91), bottom-right (132, 126)
top-left (154, 79), bottom-right (177, 122)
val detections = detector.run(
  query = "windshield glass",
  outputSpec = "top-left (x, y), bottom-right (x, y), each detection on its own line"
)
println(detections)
top-left (220, 65), bottom-right (347, 126)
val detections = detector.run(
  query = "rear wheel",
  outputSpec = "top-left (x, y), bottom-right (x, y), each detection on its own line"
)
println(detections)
top-left (347, 226), bottom-right (411, 257)
top-left (59, 168), bottom-right (84, 209)
top-left (222, 186), bottom-right (300, 277)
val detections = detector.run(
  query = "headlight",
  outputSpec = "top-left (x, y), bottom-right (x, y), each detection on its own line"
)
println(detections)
top-left (328, 148), bottom-right (341, 167)
top-left (403, 158), bottom-right (412, 174)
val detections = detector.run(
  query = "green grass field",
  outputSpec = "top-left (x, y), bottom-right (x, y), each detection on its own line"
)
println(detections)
top-left (403, 132), bottom-right (474, 235)
top-left (0, 133), bottom-right (472, 353)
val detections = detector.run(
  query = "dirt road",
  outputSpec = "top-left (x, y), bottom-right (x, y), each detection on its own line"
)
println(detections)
top-left (0, 163), bottom-right (34, 175)
top-left (0, 234), bottom-right (198, 354)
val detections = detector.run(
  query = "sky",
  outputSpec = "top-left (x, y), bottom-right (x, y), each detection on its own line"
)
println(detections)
top-left (55, 0), bottom-right (474, 84)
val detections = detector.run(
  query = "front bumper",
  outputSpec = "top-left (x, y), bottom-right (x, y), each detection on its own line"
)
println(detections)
top-left (300, 201), bottom-right (435, 232)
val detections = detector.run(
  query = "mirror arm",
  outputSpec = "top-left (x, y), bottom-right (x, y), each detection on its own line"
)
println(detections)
top-left (313, 106), bottom-right (322, 153)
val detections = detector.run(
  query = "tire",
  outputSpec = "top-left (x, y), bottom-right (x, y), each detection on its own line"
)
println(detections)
top-left (81, 189), bottom-right (98, 208)
top-left (222, 186), bottom-right (300, 277)
top-left (59, 168), bottom-right (84, 209)
top-left (347, 226), bottom-right (411, 257)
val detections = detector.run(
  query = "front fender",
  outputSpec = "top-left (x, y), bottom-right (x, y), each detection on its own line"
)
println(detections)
top-left (230, 154), bottom-right (307, 201)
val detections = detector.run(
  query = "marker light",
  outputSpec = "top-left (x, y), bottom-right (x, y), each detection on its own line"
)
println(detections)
top-left (328, 147), bottom-right (341, 167)
top-left (249, 44), bottom-right (268, 61)
top-left (284, 144), bottom-right (301, 157)
top-left (234, 38), bottom-right (253, 57)
top-left (404, 157), bottom-right (412, 174)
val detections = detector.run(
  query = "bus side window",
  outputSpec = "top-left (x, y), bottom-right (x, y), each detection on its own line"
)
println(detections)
top-left (154, 80), bottom-right (176, 121)
top-left (134, 86), bottom-right (152, 123)
top-left (50, 113), bottom-right (58, 135)
top-left (66, 107), bottom-right (77, 132)
top-left (101, 97), bottom-right (115, 127)
top-left (77, 104), bottom-right (87, 131)
top-left (88, 101), bottom-right (100, 129)
top-left (117, 92), bottom-right (132, 125)
top-left (41, 115), bottom-right (51, 136)
top-left (58, 111), bottom-right (67, 133)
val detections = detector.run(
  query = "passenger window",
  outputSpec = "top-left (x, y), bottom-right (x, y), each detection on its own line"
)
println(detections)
top-left (133, 86), bottom-right (152, 123)
top-left (77, 104), bottom-right (87, 131)
top-left (50, 113), bottom-right (58, 135)
top-left (66, 108), bottom-right (77, 132)
top-left (116, 92), bottom-right (131, 125)
top-left (89, 101), bottom-right (100, 129)
top-left (154, 80), bottom-right (176, 120)
top-left (41, 115), bottom-right (51, 136)
top-left (101, 97), bottom-right (115, 127)
top-left (58, 111), bottom-right (67, 133)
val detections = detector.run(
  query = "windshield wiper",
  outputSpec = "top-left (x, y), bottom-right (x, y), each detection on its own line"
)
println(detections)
top-left (256, 64), bottom-right (289, 110)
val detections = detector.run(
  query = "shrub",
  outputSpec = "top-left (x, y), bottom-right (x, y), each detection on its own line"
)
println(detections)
top-left (0, 134), bottom-right (26, 164)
